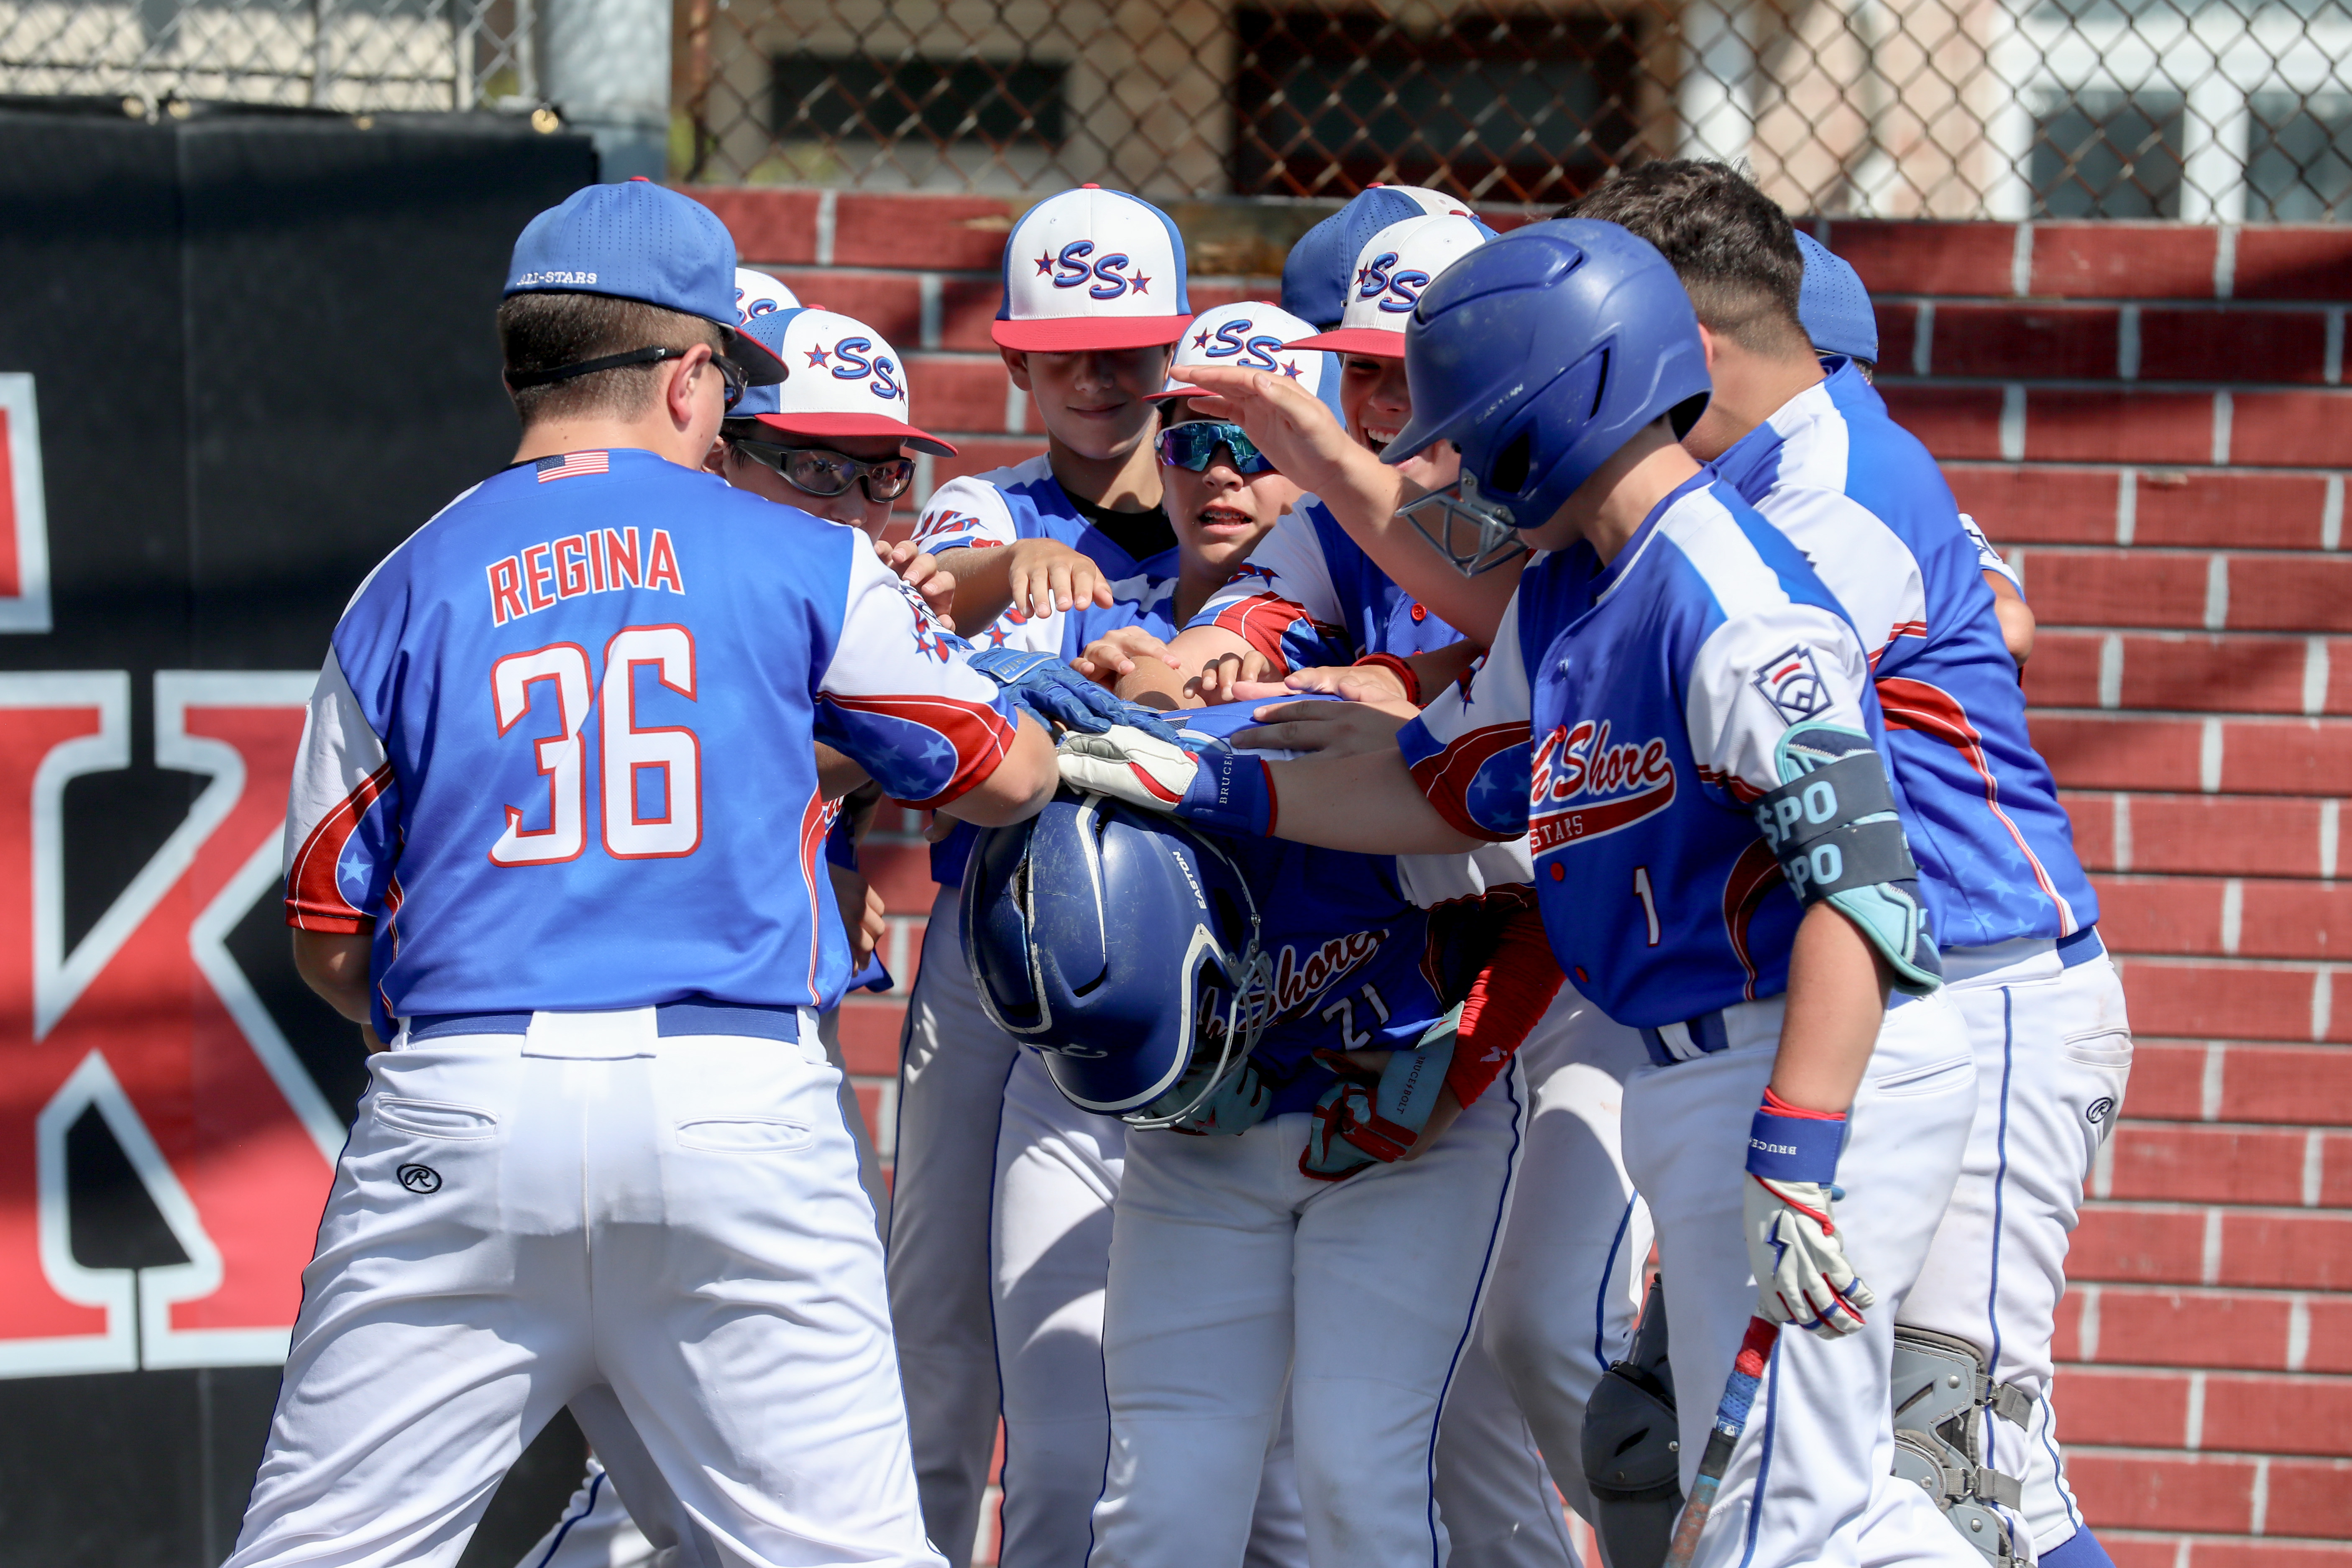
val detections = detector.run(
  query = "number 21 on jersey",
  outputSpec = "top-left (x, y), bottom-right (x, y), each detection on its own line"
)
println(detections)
top-left (489, 625), bottom-right (701, 866)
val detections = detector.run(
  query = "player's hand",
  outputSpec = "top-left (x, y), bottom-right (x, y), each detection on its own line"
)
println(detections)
top-left (1160, 1060), bottom-right (1272, 1136)
top-left (1235, 698), bottom-right (1409, 757)
top-left (1056, 727), bottom-right (1274, 836)
top-left (1179, 363), bottom-right (1368, 499)
top-left (1744, 1176), bottom-right (1876, 1335)
top-left (1190, 649), bottom-right (1276, 705)
top-left (1006, 538), bottom-right (1115, 621)
top-left (922, 810), bottom-right (959, 844)
top-left (1301, 1005), bottom-right (1461, 1179)
top-left (970, 647), bottom-right (1183, 742)
top-left (874, 538), bottom-right (956, 629)
top-left (826, 864), bottom-right (887, 966)
top-left (1071, 626), bottom-right (1182, 687)
top-left (1285, 662), bottom-right (1415, 708)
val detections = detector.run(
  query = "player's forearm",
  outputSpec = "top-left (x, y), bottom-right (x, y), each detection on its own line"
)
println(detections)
top-left (932, 545), bottom-right (1017, 634)
top-left (1403, 640), bottom-right (1480, 698)
top-left (1986, 572), bottom-right (2035, 667)
top-left (292, 929), bottom-right (374, 1026)
top-left (1112, 626), bottom-right (1252, 709)
top-left (815, 742), bottom-right (871, 799)
top-left (1769, 901), bottom-right (1893, 1115)
top-left (937, 713), bottom-right (1059, 826)
top-left (1262, 749), bottom-right (1483, 854)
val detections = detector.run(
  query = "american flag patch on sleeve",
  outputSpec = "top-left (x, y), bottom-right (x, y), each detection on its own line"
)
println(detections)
top-left (536, 450), bottom-right (611, 483)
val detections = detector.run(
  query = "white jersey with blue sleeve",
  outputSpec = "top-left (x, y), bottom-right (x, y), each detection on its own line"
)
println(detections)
top-left (1396, 474), bottom-right (1896, 1033)
top-left (1712, 361), bottom-right (2093, 947)
top-left (282, 448), bottom-right (1024, 1038)
top-left (1184, 495), bottom-right (1464, 673)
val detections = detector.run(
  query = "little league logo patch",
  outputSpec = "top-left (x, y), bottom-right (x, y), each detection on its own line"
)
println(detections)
top-left (1752, 645), bottom-right (1834, 725)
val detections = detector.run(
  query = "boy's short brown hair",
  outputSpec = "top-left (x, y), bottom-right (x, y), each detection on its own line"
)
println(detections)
top-left (497, 292), bottom-right (725, 426)
top-left (1559, 162), bottom-right (1811, 358)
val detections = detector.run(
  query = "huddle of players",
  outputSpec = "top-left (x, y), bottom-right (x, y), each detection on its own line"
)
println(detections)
top-left (226, 165), bottom-right (2128, 1568)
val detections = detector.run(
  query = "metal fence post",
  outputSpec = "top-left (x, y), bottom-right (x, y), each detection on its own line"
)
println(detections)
top-left (541, 0), bottom-right (671, 179)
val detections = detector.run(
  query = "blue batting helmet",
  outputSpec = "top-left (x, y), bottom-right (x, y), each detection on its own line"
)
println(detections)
top-left (961, 793), bottom-right (1273, 1125)
top-left (1386, 219), bottom-right (1712, 576)
top-left (1795, 231), bottom-right (1879, 364)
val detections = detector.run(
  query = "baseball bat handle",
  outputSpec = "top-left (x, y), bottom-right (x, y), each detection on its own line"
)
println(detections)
top-left (1661, 1315), bottom-right (1781, 1568)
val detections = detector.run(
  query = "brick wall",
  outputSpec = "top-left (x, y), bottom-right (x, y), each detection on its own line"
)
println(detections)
top-left (700, 188), bottom-right (2352, 1564)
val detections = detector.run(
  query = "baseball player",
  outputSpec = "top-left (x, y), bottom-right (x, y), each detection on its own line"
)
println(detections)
top-left (966, 701), bottom-right (1563, 1568)
top-left (1569, 165), bottom-right (2127, 1568)
top-left (1791, 232), bottom-right (2035, 668)
top-left (1062, 220), bottom-right (1990, 1568)
top-left (228, 179), bottom-right (1063, 1568)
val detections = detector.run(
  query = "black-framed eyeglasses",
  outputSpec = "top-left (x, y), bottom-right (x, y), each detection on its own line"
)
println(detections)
top-left (728, 437), bottom-right (916, 501)
top-left (507, 346), bottom-right (744, 411)
top-left (1156, 420), bottom-right (1277, 476)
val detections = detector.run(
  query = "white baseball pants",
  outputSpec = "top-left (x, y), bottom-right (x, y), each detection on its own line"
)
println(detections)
top-left (1620, 992), bottom-right (1984, 1568)
top-left (515, 1455), bottom-right (663, 1568)
top-left (1088, 1069), bottom-right (1527, 1568)
top-left (1901, 941), bottom-right (2135, 1555)
top-left (889, 888), bottom-right (1022, 1568)
top-left (1477, 988), bottom-right (1655, 1528)
top-left (227, 1011), bottom-right (937, 1568)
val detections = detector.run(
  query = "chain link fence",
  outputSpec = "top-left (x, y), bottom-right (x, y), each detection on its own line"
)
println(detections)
top-left (5, 0), bottom-right (2347, 216)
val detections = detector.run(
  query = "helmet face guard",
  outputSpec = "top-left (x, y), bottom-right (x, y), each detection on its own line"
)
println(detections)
top-left (1399, 470), bottom-right (1532, 579)
top-left (1119, 920), bottom-right (1275, 1129)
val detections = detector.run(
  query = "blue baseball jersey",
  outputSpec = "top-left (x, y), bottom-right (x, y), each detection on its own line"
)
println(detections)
top-left (283, 449), bottom-right (1024, 1039)
top-left (1711, 360), bottom-right (2095, 948)
top-left (914, 454), bottom-right (1181, 885)
top-left (1398, 474), bottom-right (1902, 1031)
top-left (1172, 701), bottom-right (1524, 1116)
top-left (1182, 495), bottom-right (1464, 672)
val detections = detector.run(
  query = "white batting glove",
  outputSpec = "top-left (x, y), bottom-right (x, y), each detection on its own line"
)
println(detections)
top-left (1055, 726), bottom-right (1275, 836)
top-left (1743, 1176), bottom-right (1876, 1336)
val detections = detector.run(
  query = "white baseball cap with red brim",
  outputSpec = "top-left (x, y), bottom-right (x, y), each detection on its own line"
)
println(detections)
top-left (731, 307), bottom-right (957, 457)
top-left (736, 267), bottom-right (802, 326)
top-left (995, 185), bottom-right (1192, 353)
top-left (1147, 300), bottom-right (1345, 423)
top-left (1288, 213), bottom-right (1495, 359)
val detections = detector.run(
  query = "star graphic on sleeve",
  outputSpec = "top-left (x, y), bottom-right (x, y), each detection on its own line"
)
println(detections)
top-left (1035, 253), bottom-right (1056, 276)
top-left (804, 343), bottom-right (832, 368)
top-left (1193, 329), bottom-right (1212, 349)
top-left (1280, 360), bottom-right (1304, 379)
top-left (1130, 274), bottom-right (1150, 295)
top-left (336, 841), bottom-right (373, 904)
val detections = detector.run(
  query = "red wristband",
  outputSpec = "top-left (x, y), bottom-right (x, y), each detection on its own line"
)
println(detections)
top-left (1352, 652), bottom-right (1421, 706)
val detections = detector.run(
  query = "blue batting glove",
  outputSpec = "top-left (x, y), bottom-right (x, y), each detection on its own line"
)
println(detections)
top-left (969, 647), bottom-right (1184, 744)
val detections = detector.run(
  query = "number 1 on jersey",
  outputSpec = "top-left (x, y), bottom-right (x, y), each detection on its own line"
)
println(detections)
top-left (489, 628), bottom-right (701, 867)
top-left (1631, 865), bottom-right (1661, 947)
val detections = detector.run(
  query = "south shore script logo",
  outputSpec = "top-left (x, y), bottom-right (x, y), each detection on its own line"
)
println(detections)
top-left (1528, 719), bottom-right (1677, 854)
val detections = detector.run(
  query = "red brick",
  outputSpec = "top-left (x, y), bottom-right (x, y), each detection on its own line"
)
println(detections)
top-left (2033, 223), bottom-right (2219, 300)
top-left (1932, 303), bottom-right (2120, 379)
top-left (2141, 308), bottom-right (2333, 385)
top-left (767, 270), bottom-right (923, 345)
top-left (2201, 553), bottom-right (2352, 637)
top-left (2188, 1542), bottom-right (2352, 1568)
top-left (1874, 302), bottom-right (1920, 376)
top-left (2118, 958), bottom-right (2333, 1043)
top-left (905, 355), bottom-right (1016, 435)
top-left (2072, 1203), bottom-right (2211, 1284)
top-left (940, 278), bottom-right (1005, 352)
top-left (932, 437), bottom-right (1045, 484)
top-left (688, 185), bottom-right (823, 266)
top-left (834, 997), bottom-right (906, 1075)
top-left (2072, 1285), bottom-right (2296, 1369)
top-left (2305, 1297), bottom-right (2352, 1373)
top-left (857, 838), bottom-right (937, 916)
top-left (2026, 389), bottom-right (2217, 464)
top-left (851, 1080), bottom-right (886, 1151)
top-left (1879, 384), bottom-right (2005, 460)
top-left (2012, 549), bottom-right (2214, 629)
top-left (831, 193), bottom-right (1020, 271)
top-left (2121, 1042), bottom-right (2211, 1121)
top-left (2238, 883), bottom-right (2352, 964)
top-left (2091, 874), bottom-right (2227, 957)
top-left (2029, 714), bottom-right (2207, 791)
top-left (2326, 1134), bottom-right (2352, 1209)
top-left (2061, 1367), bottom-right (2196, 1445)
top-left (1946, 464), bottom-right (2121, 545)
top-left (2215, 718), bottom-right (2352, 797)
top-left (2093, 1537), bottom-right (2178, 1568)
top-left (2064, 792), bottom-right (2329, 878)
top-left (2261, 1458), bottom-right (2352, 1540)
top-left (2020, 630), bottom-right (2105, 708)
top-left (1831, 220), bottom-right (2018, 298)
top-left (2223, 1210), bottom-right (2352, 1290)
top-left (2068, 1450), bottom-right (2258, 1532)
top-left (2217, 1046), bottom-right (2352, 1127)
top-left (2234, 228), bottom-right (2352, 303)
top-left (2232, 391), bottom-right (2352, 468)
top-left (2027, 632), bottom-right (2343, 716)
top-left (2133, 470), bottom-right (2340, 550)
top-left (2104, 1123), bottom-right (2312, 1205)
top-left (2199, 1371), bottom-right (2352, 1456)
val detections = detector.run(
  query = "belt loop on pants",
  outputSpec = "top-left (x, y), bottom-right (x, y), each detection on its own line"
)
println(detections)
top-left (406, 1000), bottom-right (814, 1046)
top-left (1640, 1009), bottom-right (1730, 1067)
top-left (2055, 925), bottom-right (2105, 969)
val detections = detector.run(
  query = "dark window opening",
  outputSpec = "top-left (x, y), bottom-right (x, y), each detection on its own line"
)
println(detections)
top-left (2030, 90), bottom-right (2185, 217)
top-left (1232, 8), bottom-right (1644, 202)
top-left (772, 54), bottom-right (1067, 147)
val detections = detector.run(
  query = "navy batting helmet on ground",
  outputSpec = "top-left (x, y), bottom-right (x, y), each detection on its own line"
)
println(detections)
top-left (961, 791), bottom-right (1273, 1125)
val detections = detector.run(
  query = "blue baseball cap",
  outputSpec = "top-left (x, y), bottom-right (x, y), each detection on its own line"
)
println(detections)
top-left (506, 179), bottom-right (788, 385)
top-left (1281, 185), bottom-right (1478, 330)
top-left (1795, 231), bottom-right (1878, 364)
